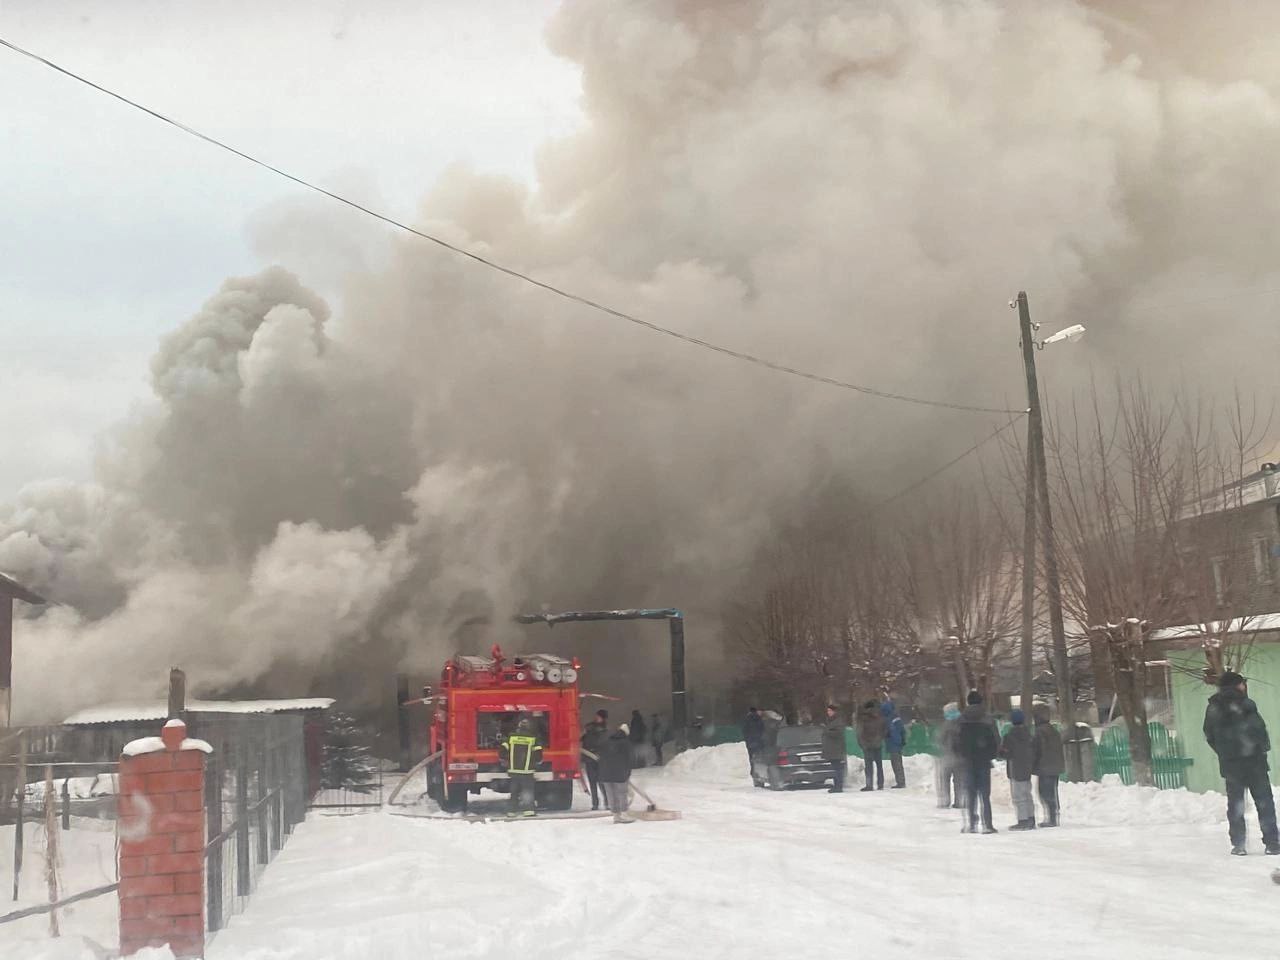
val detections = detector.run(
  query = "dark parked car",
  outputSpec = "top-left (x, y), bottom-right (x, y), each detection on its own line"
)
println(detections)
top-left (752, 725), bottom-right (838, 790)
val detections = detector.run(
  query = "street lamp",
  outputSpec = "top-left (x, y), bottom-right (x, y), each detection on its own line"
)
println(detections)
top-left (1012, 291), bottom-right (1085, 780)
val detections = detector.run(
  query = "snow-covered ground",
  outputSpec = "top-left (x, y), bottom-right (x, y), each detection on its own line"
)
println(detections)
top-left (1, 818), bottom-right (119, 953)
top-left (7, 744), bottom-right (1278, 959)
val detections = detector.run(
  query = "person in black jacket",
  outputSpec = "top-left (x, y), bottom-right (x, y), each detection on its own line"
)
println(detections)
top-left (599, 722), bottom-right (635, 823)
top-left (580, 709), bottom-right (609, 811)
top-left (743, 707), bottom-right (766, 785)
top-left (821, 704), bottom-right (848, 793)
top-left (629, 710), bottom-right (648, 768)
top-left (1203, 671), bottom-right (1279, 856)
top-left (1031, 703), bottom-right (1064, 827)
top-left (957, 691), bottom-right (999, 834)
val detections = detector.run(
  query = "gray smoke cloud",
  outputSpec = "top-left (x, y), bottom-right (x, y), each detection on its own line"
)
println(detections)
top-left (4, 0), bottom-right (1280, 721)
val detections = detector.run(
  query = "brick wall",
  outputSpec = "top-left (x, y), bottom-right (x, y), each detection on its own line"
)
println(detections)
top-left (117, 720), bottom-right (208, 958)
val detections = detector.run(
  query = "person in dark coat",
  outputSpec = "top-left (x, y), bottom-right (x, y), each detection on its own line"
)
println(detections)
top-left (649, 713), bottom-right (665, 766)
top-left (935, 702), bottom-right (964, 809)
top-left (881, 701), bottom-right (907, 789)
top-left (957, 691), bottom-right (999, 834)
top-left (580, 709), bottom-right (609, 811)
top-left (1203, 671), bottom-right (1279, 855)
top-left (598, 722), bottom-right (635, 823)
top-left (1000, 709), bottom-right (1036, 830)
top-left (743, 706), bottom-right (766, 786)
top-left (628, 710), bottom-right (648, 768)
top-left (821, 704), bottom-right (848, 793)
top-left (1031, 703), bottom-right (1064, 827)
top-left (856, 700), bottom-right (886, 791)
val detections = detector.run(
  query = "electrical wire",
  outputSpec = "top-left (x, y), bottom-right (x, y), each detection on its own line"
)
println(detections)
top-left (710, 411), bottom-right (1027, 580)
top-left (0, 35), bottom-right (1024, 416)
top-left (860, 412), bottom-right (1025, 518)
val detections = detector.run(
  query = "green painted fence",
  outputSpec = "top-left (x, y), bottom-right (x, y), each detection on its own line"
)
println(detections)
top-left (1094, 722), bottom-right (1194, 789)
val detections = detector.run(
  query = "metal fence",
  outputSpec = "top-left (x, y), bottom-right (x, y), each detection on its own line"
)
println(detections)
top-left (1095, 721), bottom-right (1195, 789)
top-left (188, 712), bottom-right (307, 934)
top-left (1, 728), bottom-right (121, 942)
top-left (2, 712), bottom-right (316, 945)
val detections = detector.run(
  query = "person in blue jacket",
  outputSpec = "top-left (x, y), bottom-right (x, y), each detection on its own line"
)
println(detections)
top-left (881, 700), bottom-right (908, 789)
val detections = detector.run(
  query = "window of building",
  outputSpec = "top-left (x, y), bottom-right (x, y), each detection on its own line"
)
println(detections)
top-left (1253, 537), bottom-right (1273, 584)
top-left (1211, 556), bottom-right (1227, 604)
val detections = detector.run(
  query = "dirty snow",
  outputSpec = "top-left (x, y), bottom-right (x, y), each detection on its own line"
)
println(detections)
top-left (7, 743), bottom-right (1277, 960)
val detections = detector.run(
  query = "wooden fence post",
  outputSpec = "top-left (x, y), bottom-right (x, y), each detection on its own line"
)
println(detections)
top-left (12, 732), bottom-right (25, 903)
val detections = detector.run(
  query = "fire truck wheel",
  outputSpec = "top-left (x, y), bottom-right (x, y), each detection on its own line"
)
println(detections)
top-left (428, 761), bottom-right (469, 813)
top-left (538, 781), bottom-right (575, 812)
top-left (440, 783), bottom-right (469, 814)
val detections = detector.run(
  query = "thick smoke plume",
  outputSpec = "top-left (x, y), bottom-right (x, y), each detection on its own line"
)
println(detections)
top-left (5, 0), bottom-right (1280, 721)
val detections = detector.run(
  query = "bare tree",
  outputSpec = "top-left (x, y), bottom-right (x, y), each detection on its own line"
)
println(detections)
top-left (1043, 381), bottom-right (1273, 785)
top-left (722, 533), bottom-right (839, 719)
top-left (1163, 389), bottom-right (1275, 680)
top-left (902, 485), bottom-right (1021, 704)
top-left (833, 524), bottom-right (922, 703)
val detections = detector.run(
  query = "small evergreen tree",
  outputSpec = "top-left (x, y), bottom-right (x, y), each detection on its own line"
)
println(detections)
top-left (320, 712), bottom-right (379, 793)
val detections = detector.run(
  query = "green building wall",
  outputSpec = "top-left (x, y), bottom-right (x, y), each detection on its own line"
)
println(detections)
top-left (1169, 643), bottom-right (1280, 793)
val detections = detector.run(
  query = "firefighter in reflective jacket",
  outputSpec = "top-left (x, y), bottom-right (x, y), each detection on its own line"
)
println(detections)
top-left (500, 717), bottom-right (543, 816)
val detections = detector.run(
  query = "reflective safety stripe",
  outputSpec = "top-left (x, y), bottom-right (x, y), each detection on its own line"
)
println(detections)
top-left (506, 735), bottom-right (539, 774)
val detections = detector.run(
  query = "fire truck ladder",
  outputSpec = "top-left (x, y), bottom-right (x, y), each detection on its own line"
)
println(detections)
top-left (514, 608), bottom-right (689, 751)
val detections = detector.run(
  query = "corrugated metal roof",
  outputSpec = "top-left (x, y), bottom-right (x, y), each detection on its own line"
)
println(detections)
top-left (64, 697), bottom-right (335, 725)
top-left (1150, 612), bottom-right (1280, 641)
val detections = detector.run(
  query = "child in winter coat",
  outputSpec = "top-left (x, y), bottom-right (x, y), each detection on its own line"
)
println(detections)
top-left (1000, 709), bottom-right (1036, 831)
top-left (881, 701), bottom-right (907, 788)
top-left (935, 702), bottom-right (963, 809)
top-left (1031, 703), bottom-right (1065, 827)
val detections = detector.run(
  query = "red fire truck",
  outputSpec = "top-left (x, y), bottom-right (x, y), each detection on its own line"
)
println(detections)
top-left (425, 646), bottom-right (582, 813)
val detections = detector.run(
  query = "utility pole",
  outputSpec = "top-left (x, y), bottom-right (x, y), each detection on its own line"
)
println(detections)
top-left (1019, 435), bottom-right (1037, 720)
top-left (1016, 291), bottom-right (1080, 779)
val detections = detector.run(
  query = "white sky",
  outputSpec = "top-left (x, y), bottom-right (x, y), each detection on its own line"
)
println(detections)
top-left (0, 0), bottom-right (581, 496)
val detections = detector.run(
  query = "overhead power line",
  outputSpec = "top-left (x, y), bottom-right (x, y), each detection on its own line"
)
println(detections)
top-left (863, 412), bottom-right (1025, 516)
top-left (0, 35), bottom-right (1022, 416)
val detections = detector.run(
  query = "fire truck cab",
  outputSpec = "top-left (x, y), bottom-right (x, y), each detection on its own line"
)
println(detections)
top-left (426, 646), bottom-right (582, 813)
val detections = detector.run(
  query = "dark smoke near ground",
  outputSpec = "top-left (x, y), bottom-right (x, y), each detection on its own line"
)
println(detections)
top-left (3, 0), bottom-right (1280, 722)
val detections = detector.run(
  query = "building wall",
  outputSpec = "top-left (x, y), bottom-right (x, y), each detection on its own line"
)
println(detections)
top-left (1170, 642), bottom-right (1280, 794)
top-left (1175, 499), bottom-right (1280, 621)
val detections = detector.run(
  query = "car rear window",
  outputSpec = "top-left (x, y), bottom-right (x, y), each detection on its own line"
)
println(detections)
top-left (776, 726), bottom-right (822, 747)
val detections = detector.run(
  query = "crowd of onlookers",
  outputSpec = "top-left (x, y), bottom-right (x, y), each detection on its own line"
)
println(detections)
top-left (575, 670), bottom-right (1277, 851)
top-left (733, 671), bottom-right (1278, 853)
top-left (742, 693), bottom-right (1064, 833)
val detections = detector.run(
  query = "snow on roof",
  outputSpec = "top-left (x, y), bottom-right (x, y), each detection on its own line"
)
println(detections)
top-left (1151, 612), bottom-right (1280, 641)
top-left (65, 698), bottom-right (335, 725)
top-left (123, 736), bottom-right (213, 757)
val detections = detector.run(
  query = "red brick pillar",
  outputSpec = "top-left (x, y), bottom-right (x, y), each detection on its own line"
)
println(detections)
top-left (118, 719), bottom-right (210, 958)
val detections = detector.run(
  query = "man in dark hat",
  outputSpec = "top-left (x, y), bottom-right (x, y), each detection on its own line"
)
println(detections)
top-left (958, 691), bottom-right (999, 834)
top-left (1203, 671), bottom-right (1279, 856)
top-left (580, 708), bottom-right (609, 810)
top-left (821, 704), bottom-right (848, 793)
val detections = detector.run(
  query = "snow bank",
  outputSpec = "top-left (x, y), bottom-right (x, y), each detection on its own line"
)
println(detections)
top-left (656, 743), bottom-right (749, 784)
top-left (20, 775), bottom-right (116, 803)
top-left (3, 936), bottom-right (164, 960)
